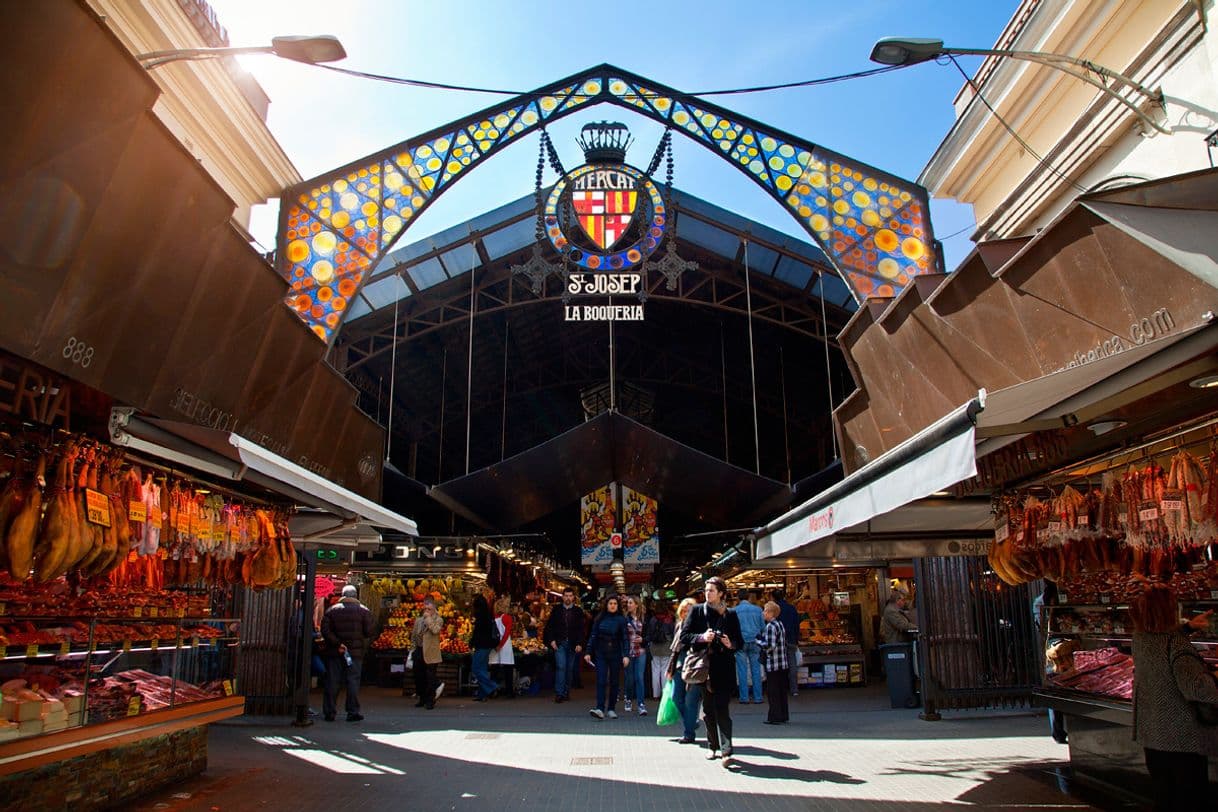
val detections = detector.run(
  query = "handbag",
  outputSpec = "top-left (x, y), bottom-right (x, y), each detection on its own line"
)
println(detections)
top-left (682, 647), bottom-right (709, 684)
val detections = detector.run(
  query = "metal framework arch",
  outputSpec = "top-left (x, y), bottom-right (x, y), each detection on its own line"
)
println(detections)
top-left (277, 64), bottom-right (938, 343)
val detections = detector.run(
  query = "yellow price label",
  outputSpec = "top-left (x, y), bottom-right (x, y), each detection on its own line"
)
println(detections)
top-left (150, 639), bottom-right (158, 652)
top-left (149, 606), bottom-right (158, 618)
top-left (127, 697), bottom-right (140, 717)
top-left (25, 644), bottom-right (38, 658)
top-left (0, 602), bottom-right (6, 615)
top-left (132, 606), bottom-right (142, 618)
top-left (177, 607), bottom-right (186, 618)
top-left (85, 488), bottom-right (112, 527)
top-left (122, 640), bottom-right (132, 653)
top-left (222, 679), bottom-right (234, 696)
top-left (59, 641), bottom-right (69, 655)
top-left (190, 636), bottom-right (199, 648)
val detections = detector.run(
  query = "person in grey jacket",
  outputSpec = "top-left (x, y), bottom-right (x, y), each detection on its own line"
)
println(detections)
top-left (1129, 582), bottom-right (1218, 810)
top-left (321, 585), bottom-right (374, 722)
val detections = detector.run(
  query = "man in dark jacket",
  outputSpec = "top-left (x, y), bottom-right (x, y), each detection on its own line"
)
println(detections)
top-left (321, 585), bottom-right (374, 722)
top-left (773, 590), bottom-right (801, 697)
top-left (543, 587), bottom-right (585, 703)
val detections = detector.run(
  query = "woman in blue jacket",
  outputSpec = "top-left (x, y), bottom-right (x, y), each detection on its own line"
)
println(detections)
top-left (584, 595), bottom-right (629, 719)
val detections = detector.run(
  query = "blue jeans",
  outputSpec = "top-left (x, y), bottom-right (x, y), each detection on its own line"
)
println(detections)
top-left (594, 655), bottom-right (621, 711)
top-left (553, 642), bottom-right (576, 698)
top-left (471, 648), bottom-right (497, 698)
top-left (735, 643), bottom-right (763, 702)
top-left (625, 655), bottom-right (646, 704)
top-left (672, 677), bottom-right (703, 740)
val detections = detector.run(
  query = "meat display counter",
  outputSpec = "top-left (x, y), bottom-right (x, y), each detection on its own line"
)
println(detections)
top-left (1036, 600), bottom-right (1218, 803)
top-left (0, 614), bottom-right (243, 767)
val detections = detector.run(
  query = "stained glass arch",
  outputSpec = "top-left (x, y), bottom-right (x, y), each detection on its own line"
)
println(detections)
top-left (276, 64), bottom-right (938, 343)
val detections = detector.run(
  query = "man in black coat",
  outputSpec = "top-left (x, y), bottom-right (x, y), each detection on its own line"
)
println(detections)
top-left (321, 585), bottom-right (374, 722)
top-left (543, 587), bottom-right (585, 702)
top-left (680, 577), bottom-right (744, 762)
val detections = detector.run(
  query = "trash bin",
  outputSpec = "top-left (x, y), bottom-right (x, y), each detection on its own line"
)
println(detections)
top-left (880, 642), bottom-right (919, 708)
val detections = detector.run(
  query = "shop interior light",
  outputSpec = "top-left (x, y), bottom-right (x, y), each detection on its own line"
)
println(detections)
top-left (1189, 374), bottom-right (1218, 389)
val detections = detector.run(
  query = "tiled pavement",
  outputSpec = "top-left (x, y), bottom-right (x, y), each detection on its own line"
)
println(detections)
top-left (132, 683), bottom-right (1133, 811)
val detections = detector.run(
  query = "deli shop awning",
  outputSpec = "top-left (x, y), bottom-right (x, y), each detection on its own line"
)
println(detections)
top-left (428, 410), bottom-right (793, 530)
top-left (754, 396), bottom-right (985, 561)
top-left (974, 317), bottom-right (1218, 456)
top-left (109, 409), bottom-right (418, 536)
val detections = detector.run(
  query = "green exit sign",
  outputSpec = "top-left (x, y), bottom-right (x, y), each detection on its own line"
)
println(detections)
top-left (315, 549), bottom-right (341, 561)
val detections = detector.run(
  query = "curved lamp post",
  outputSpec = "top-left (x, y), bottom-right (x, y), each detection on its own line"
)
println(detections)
top-left (869, 37), bottom-right (1168, 134)
top-left (137, 34), bottom-right (346, 69)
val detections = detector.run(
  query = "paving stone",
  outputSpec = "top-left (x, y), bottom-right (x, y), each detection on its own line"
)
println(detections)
top-left (128, 684), bottom-right (1117, 811)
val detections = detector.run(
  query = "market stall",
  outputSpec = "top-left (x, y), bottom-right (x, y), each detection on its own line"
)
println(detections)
top-left (727, 567), bottom-right (879, 688)
top-left (985, 417), bottom-right (1218, 800)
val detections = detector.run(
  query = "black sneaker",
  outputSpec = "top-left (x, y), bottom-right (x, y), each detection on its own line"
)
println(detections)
top-left (324, 715), bottom-right (335, 722)
top-left (346, 713), bottom-right (364, 722)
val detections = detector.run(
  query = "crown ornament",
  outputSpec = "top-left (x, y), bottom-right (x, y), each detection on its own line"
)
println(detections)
top-left (577, 121), bottom-right (633, 164)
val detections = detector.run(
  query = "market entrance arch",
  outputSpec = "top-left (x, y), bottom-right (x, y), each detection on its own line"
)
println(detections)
top-left (275, 64), bottom-right (939, 343)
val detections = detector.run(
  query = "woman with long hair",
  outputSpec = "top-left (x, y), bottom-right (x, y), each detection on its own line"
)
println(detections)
top-left (669, 597), bottom-right (701, 745)
top-left (1129, 582), bottom-right (1218, 810)
top-left (584, 594), bottom-right (629, 719)
top-left (679, 576), bottom-right (744, 763)
top-left (469, 593), bottom-right (500, 701)
top-left (623, 595), bottom-right (648, 715)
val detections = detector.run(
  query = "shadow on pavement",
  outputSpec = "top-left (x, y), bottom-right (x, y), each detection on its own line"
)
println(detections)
top-left (724, 760), bottom-right (866, 784)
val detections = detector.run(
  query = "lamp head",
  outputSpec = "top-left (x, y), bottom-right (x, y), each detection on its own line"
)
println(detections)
top-left (869, 37), bottom-right (945, 66)
top-left (270, 35), bottom-right (347, 64)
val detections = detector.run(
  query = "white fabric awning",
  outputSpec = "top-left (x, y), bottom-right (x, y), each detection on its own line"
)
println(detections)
top-left (109, 409), bottom-right (417, 536)
top-left (754, 396), bottom-right (984, 560)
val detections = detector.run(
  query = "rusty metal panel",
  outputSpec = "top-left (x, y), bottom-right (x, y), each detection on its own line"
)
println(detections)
top-left (916, 556), bottom-right (1039, 713)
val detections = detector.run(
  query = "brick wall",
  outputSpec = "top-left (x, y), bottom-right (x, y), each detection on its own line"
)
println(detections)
top-left (0, 726), bottom-right (207, 810)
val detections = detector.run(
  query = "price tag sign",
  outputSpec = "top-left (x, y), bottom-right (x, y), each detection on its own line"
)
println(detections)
top-left (1139, 507), bottom-right (1160, 522)
top-left (1161, 498), bottom-right (1184, 512)
top-left (222, 679), bottom-right (234, 696)
top-left (1210, 590), bottom-right (1218, 600)
top-left (25, 644), bottom-right (38, 658)
top-left (128, 500), bottom-right (147, 523)
top-left (59, 641), bottom-right (69, 655)
top-left (1059, 593), bottom-right (1069, 604)
top-left (190, 636), bottom-right (199, 648)
top-left (1101, 595), bottom-right (1111, 605)
top-left (127, 697), bottom-right (140, 717)
top-left (149, 607), bottom-right (158, 618)
top-left (1077, 516), bottom-right (1090, 527)
top-left (0, 602), bottom-right (6, 615)
top-left (994, 523), bottom-right (1009, 543)
top-left (1047, 521), bottom-right (1063, 534)
top-left (122, 639), bottom-right (132, 653)
top-left (85, 488), bottom-right (112, 527)
top-left (177, 607), bottom-right (186, 618)
top-left (150, 639), bottom-right (158, 652)
top-left (132, 606), bottom-right (142, 618)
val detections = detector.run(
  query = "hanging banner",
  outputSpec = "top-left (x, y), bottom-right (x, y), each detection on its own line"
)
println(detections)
top-left (622, 485), bottom-right (660, 576)
top-left (580, 484), bottom-right (617, 569)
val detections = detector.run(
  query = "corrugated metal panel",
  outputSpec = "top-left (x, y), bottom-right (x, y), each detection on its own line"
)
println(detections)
top-left (915, 556), bottom-right (1039, 714)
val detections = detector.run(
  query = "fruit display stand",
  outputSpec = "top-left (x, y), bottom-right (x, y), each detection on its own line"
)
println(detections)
top-left (798, 604), bottom-right (866, 688)
top-left (367, 576), bottom-right (475, 690)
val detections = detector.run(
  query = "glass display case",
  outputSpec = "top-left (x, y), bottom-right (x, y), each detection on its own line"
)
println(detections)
top-left (0, 614), bottom-right (240, 742)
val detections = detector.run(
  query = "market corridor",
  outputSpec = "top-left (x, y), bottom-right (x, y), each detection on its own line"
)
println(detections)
top-left (130, 685), bottom-right (1115, 811)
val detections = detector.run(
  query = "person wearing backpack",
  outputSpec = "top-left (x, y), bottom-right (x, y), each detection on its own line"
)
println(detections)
top-left (645, 601), bottom-right (675, 700)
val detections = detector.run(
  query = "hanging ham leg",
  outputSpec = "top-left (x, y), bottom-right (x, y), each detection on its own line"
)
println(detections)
top-left (6, 452), bottom-right (46, 580)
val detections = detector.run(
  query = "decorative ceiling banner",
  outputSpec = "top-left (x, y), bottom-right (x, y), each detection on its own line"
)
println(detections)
top-left (580, 483), bottom-right (616, 570)
top-left (621, 485), bottom-right (659, 577)
top-left (276, 64), bottom-right (938, 343)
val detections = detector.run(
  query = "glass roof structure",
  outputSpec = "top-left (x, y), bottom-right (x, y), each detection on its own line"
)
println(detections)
top-left (340, 187), bottom-right (856, 329)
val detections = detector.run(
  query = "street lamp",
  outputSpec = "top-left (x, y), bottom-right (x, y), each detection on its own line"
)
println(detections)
top-left (869, 37), bottom-right (1168, 134)
top-left (137, 35), bottom-right (346, 69)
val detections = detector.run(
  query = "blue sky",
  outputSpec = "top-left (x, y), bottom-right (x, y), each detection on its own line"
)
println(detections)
top-left (209, 0), bottom-right (1019, 272)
